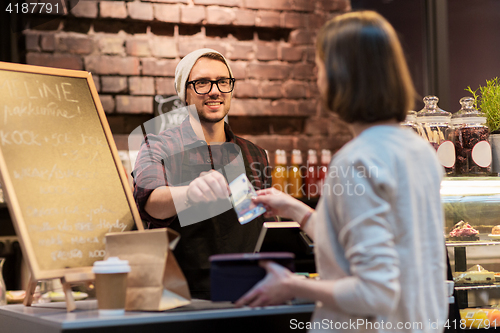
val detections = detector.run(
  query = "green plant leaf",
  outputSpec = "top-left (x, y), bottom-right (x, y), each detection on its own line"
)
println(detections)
top-left (465, 77), bottom-right (500, 133)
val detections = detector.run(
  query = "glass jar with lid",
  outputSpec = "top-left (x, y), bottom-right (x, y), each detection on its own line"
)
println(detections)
top-left (451, 96), bottom-right (492, 175)
top-left (401, 110), bottom-right (418, 133)
top-left (416, 95), bottom-right (455, 175)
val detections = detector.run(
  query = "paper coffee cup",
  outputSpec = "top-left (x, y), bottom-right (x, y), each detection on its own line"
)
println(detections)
top-left (92, 257), bottom-right (130, 315)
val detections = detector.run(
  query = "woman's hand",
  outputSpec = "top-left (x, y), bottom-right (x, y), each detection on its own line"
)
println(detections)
top-left (252, 188), bottom-right (314, 225)
top-left (252, 188), bottom-right (299, 218)
top-left (234, 260), bottom-right (296, 307)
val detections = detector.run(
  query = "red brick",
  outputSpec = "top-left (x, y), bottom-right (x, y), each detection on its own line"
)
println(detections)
top-left (92, 74), bottom-right (100, 92)
top-left (233, 80), bottom-right (259, 98)
top-left (292, 0), bottom-right (315, 12)
top-left (153, 4), bottom-right (180, 23)
top-left (100, 1), bottom-right (127, 19)
top-left (228, 42), bottom-right (253, 60)
top-left (129, 77), bottom-right (155, 95)
top-left (256, 10), bottom-right (280, 28)
top-left (304, 46), bottom-right (316, 63)
top-left (84, 56), bottom-right (140, 75)
top-left (228, 116), bottom-right (272, 135)
top-left (294, 135), bottom-right (339, 154)
top-left (283, 12), bottom-right (307, 29)
top-left (304, 116), bottom-right (330, 136)
top-left (247, 63), bottom-right (289, 80)
top-left (239, 134), bottom-right (295, 155)
top-left (283, 81), bottom-right (309, 99)
top-left (256, 42), bottom-right (278, 61)
top-left (309, 81), bottom-right (320, 97)
top-left (116, 96), bottom-right (153, 114)
top-left (99, 95), bottom-right (116, 113)
top-left (194, 0), bottom-right (240, 6)
top-left (127, 2), bottom-right (154, 21)
top-left (98, 36), bottom-right (125, 55)
top-left (281, 45), bottom-right (303, 62)
top-left (101, 76), bottom-right (128, 93)
top-left (25, 33), bottom-right (40, 51)
top-left (204, 42), bottom-right (228, 56)
top-left (206, 6), bottom-right (235, 25)
top-left (144, 0), bottom-right (187, 3)
top-left (319, 0), bottom-right (350, 11)
top-left (126, 39), bottom-right (151, 57)
top-left (151, 37), bottom-right (178, 58)
top-left (141, 58), bottom-right (177, 76)
top-left (227, 61), bottom-right (246, 79)
top-left (178, 39), bottom-right (205, 58)
top-left (155, 78), bottom-right (177, 95)
top-left (229, 98), bottom-right (271, 116)
top-left (266, 99), bottom-right (298, 116)
top-left (297, 99), bottom-right (318, 116)
top-left (180, 6), bottom-right (206, 24)
top-left (233, 9), bottom-right (255, 26)
top-left (41, 34), bottom-right (55, 51)
top-left (70, 0), bottom-right (98, 18)
top-left (243, 0), bottom-right (291, 10)
top-left (307, 13), bottom-right (328, 30)
top-left (260, 81), bottom-right (282, 99)
top-left (289, 29), bottom-right (316, 45)
top-left (57, 36), bottom-right (93, 54)
top-left (291, 63), bottom-right (315, 80)
top-left (113, 134), bottom-right (132, 150)
top-left (26, 52), bottom-right (83, 70)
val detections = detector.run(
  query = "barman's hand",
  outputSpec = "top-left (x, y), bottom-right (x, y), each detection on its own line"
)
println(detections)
top-left (186, 170), bottom-right (230, 204)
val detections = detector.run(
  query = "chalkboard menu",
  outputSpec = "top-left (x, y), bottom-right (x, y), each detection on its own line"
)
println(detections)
top-left (0, 62), bottom-right (143, 281)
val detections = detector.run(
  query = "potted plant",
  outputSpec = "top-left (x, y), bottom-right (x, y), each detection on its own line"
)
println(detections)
top-left (466, 77), bottom-right (500, 174)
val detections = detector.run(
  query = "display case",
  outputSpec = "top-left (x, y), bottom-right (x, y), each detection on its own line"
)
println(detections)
top-left (443, 177), bottom-right (500, 312)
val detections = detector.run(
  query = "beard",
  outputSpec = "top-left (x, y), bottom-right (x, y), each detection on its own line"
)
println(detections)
top-left (197, 107), bottom-right (229, 124)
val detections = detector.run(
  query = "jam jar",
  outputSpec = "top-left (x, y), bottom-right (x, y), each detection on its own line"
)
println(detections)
top-left (401, 110), bottom-right (418, 133)
top-left (451, 96), bottom-right (492, 175)
top-left (416, 95), bottom-right (455, 175)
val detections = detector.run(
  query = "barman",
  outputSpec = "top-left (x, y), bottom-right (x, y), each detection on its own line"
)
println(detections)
top-left (132, 49), bottom-right (271, 300)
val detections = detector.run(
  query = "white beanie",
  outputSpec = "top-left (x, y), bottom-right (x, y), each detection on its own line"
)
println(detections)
top-left (174, 48), bottom-right (234, 103)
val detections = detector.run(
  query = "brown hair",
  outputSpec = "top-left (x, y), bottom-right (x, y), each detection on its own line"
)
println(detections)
top-left (316, 11), bottom-right (416, 123)
top-left (198, 52), bottom-right (233, 78)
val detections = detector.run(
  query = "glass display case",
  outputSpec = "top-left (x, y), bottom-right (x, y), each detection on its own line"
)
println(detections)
top-left (442, 177), bottom-right (500, 310)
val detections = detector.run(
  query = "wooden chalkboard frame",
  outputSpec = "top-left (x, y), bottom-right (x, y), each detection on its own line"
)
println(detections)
top-left (0, 62), bottom-right (144, 292)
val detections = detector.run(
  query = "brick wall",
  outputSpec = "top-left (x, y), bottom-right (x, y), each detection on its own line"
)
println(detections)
top-left (24, 0), bottom-right (353, 164)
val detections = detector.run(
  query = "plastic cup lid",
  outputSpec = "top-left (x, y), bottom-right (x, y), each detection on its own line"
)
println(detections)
top-left (92, 257), bottom-right (130, 274)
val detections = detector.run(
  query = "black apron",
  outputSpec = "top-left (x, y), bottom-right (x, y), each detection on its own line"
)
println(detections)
top-left (168, 141), bottom-right (264, 300)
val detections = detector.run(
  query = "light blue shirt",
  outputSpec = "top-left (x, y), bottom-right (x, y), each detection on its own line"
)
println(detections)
top-left (311, 125), bottom-right (447, 332)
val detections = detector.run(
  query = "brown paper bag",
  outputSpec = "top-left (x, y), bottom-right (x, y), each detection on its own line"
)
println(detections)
top-left (105, 228), bottom-right (191, 311)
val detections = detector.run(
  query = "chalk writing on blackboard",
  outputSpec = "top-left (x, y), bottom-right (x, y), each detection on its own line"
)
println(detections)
top-left (0, 62), bottom-right (142, 281)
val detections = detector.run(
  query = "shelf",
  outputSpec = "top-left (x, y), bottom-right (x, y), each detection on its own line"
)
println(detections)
top-left (446, 241), bottom-right (500, 247)
top-left (455, 284), bottom-right (500, 291)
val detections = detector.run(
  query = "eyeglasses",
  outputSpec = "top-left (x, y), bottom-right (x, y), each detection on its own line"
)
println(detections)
top-left (186, 78), bottom-right (235, 94)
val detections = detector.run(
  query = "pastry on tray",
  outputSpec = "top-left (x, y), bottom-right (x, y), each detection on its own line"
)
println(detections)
top-left (448, 220), bottom-right (479, 241)
top-left (6, 290), bottom-right (26, 304)
top-left (492, 225), bottom-right (500, 235)
top-left (454, 265), bottom-right (494, 285)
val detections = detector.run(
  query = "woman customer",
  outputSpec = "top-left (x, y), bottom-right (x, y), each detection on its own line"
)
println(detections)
top-left (235, 11), bottom-right (448, 332)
